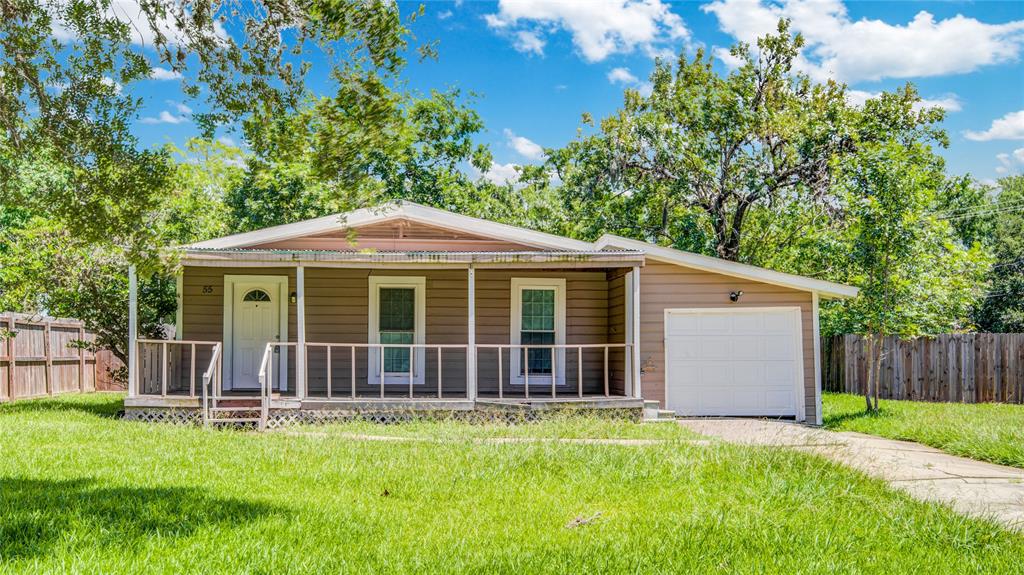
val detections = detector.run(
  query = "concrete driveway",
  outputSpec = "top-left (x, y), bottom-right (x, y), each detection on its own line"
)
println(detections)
top-left (677, 419), bottom-right (1024, 531)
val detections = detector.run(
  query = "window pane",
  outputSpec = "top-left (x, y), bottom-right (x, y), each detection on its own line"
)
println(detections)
top-left (243, 289), bottom-right (271, 302)
top-left (521, 289), bottom-right (554, 331)
top-left (380, 288), bottom-right (415, 331)
top-left (520, 331), bottom-right (554, 375)
top-left (381, 331), bottom-right (413, 373)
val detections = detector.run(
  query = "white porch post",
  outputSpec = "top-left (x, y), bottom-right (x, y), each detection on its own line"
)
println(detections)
top-left (467, 264), bottom-right (477, 401)
top-left (812, 292), bottom-right (822, 425)
top-left (631, 266), bottom-right (641, 399)
top-left (127, 264), bottom-right (138, 398)
top-left (296, 265), bottom-right (306, 400)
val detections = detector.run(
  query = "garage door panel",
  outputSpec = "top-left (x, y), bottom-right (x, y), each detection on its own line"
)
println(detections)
top-left (763, 312), bottom-right (793, 333)
top-left (665, 314), bottom-right (701, 336)
top-left (699, 363), bottom-right (732, 385)
top-left (764, 361), bottom-right (794, 384)
top-left (765, 390), bottom-right (794, 410)
top-left (731, 336), bottom-right (764, 360)
top-left (667, 336), bottom-right (703, 359)
top-left (698, 314), bottom-right (732, 333)
top-left (733, 362), bottom-right (766, 385)
top-left (765, 337), bottom-right (794, 357)
top-left (665, 309), bottom-right (799, 417)
top-left (699, 336), bottom-right (734, 359)
top-left (732, 313), bottom-right (764, 333)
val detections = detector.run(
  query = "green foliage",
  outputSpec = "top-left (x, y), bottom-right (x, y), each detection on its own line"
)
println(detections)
top-left (1, 0), bottom-right (416, 258)
top-left (0, 220), bottom-right (175, 362)
top-left (551, 21), bottom-right (852, 260)
top-left (3, 393), bottom-right (1024, 572)
top-left (975, 175), bottom-right (1024, 331)
top-left (160, 138), bottom-right (244, 244)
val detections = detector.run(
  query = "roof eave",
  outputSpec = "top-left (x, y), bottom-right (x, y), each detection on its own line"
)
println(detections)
top-left (596, 234), bottom-right (859, 299)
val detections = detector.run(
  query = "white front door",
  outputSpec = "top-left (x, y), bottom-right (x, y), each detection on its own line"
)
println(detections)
top-left (664, 308), bottom-right (803, 417)
top-left (228, 278), bottom-right (286, 390)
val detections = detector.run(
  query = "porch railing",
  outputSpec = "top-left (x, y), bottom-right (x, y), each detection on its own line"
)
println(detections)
top-left (475, 343), bottom-right (632, 399)
top-left (304, 343), bottom-right (469, 399)
top-left (135, 339), bottom-right (220, 397)
top-left (200, 342), bottom-right (222, 422)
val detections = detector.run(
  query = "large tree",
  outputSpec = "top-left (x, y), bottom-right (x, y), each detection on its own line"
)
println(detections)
top-left (975, 175), bottom-right (1024, 332)
top-left (551, 21), bottom-right (852, 260)
top-left (1, 0), bottom-right (415, 257)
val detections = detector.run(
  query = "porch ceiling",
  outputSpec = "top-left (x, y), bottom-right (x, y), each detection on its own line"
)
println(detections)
top-left (180, 248), bottom-right (645, 268)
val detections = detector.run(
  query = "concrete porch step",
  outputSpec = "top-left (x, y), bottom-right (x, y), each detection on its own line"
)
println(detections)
top-left (643, 401), bottom-right (677, 422)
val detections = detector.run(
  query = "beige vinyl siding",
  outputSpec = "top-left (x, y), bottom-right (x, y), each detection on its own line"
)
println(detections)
top-left (638, 261), bottom-right (817, 422)
top-left (606, 270), bottom-right (627, 395)
top-left (474, 270), bottom-right (613, 396)
top-left (182, 266), bottom-right (298, 388)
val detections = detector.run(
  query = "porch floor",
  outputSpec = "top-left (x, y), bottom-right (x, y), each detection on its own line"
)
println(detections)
top-left (124, 395), bottom-right (642, 412)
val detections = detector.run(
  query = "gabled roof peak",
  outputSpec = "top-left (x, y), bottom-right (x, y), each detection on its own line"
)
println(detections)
top-left (187, 200), bottom-right (595, 251)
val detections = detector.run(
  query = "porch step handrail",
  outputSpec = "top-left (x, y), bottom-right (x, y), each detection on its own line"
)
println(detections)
top-left (304, 342), bottom-right (470, 400)
top-left (475, 343), bottom-right (633, 399)
top-left (200, 342), bottom-right (222, 424)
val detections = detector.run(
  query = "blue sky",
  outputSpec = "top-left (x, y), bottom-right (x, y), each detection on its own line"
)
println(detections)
top-left (131, 0), bottom-right (1024, 184)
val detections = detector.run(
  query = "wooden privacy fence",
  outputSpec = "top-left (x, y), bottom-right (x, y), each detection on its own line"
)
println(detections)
top-left (823, 334), bottom-right (1024, 403)
top-left (0, 312), bottom-right (123, 402)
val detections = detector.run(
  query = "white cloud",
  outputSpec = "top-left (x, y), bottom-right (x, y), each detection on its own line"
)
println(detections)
top-left (846, 90), bottom-right (962, 112)
top-left (513, 30), bottom-right (546, 56)
top-left (437, 9), bottom-right (453, 20)
top-left (606, 66), bottom-right (653, 96)
top-left (149, 67), bottom-right (181, 80)
top-left (476, 162), bottom-right (521, 185)
top-left (995, 147), bottom-right (1024, 175)
top-left (101, 76), bottom-right (122, 95)
top-left (703, 0), bottom-right (1024, 84)
top-left (167, 100), bottom-right (192, 115)
top-left (504, 129), bottom-right (545, 161)
top-left (607, 67), bottom-right (639, 84)
top-left (485, 0), bottom-right (689, 62)
top-left (140, 110), bottom-right (187, 124)
top-left (965, 110), bottom-right (1024, 141)
top-left (51, 0), bottom-right (227, 47)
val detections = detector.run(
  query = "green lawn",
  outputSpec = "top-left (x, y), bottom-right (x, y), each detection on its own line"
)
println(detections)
top-left (1, 394), bottom-right (1023, 573)
top-left (823, 392), bottom-right (1024, 469)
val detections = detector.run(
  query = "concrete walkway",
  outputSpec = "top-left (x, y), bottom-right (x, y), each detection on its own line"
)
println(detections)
top-left (677, 419), bottom-right (1024, 531)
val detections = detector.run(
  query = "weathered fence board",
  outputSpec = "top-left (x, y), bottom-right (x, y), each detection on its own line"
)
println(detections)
top-left (0, 312), bottom-right (110, 402)
top-left (823, 334), bottom-right (1024, 404)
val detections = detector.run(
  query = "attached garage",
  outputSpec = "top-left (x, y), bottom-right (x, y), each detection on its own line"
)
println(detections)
top-left (664, 308), bottom-right (804, 419)
top-left (596, 235), bottom-right (859, 424)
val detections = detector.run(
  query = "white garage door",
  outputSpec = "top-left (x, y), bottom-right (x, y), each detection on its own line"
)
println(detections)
top-left (665, 308), bottom-right (802, 417)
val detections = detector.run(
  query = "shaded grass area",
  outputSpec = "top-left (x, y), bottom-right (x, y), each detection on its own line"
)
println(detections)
top-left (1, 393), bottom-right (1022, 573)
top-left (823, 392), bottom-right (1024, 468)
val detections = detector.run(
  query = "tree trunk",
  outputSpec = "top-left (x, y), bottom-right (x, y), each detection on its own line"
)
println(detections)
top-left (865, 334), bottom-right (874, 412)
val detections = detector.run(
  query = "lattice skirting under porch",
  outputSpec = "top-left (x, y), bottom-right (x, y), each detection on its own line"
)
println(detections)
top-left (122, 406), bottom-right (641, 428)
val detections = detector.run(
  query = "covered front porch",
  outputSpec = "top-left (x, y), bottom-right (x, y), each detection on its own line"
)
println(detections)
top-left (125, 248), bottom-right (644, 421)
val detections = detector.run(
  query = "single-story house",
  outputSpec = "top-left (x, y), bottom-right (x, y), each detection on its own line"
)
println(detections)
top-left (125, 201), bottom-right (857, 426)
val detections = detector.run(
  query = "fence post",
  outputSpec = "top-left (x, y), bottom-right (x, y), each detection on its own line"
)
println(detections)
top-left (6, 315), bottom-right (14, 400)
top-left (43, 320), bottom-right (53, 396)
top-left (78, 325), bottom-right (85, 392)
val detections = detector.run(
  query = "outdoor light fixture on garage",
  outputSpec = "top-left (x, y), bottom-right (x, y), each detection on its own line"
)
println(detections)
top-left (289, 291), bottom-right (297, 304)
top-left (729, 290), bottom-right (743, 303)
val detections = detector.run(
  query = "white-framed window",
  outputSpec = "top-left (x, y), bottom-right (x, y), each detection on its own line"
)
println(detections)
top-left (368, 276), bottom-right (426, 385)
top-left (510, 278), bottom-right (566, 385)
